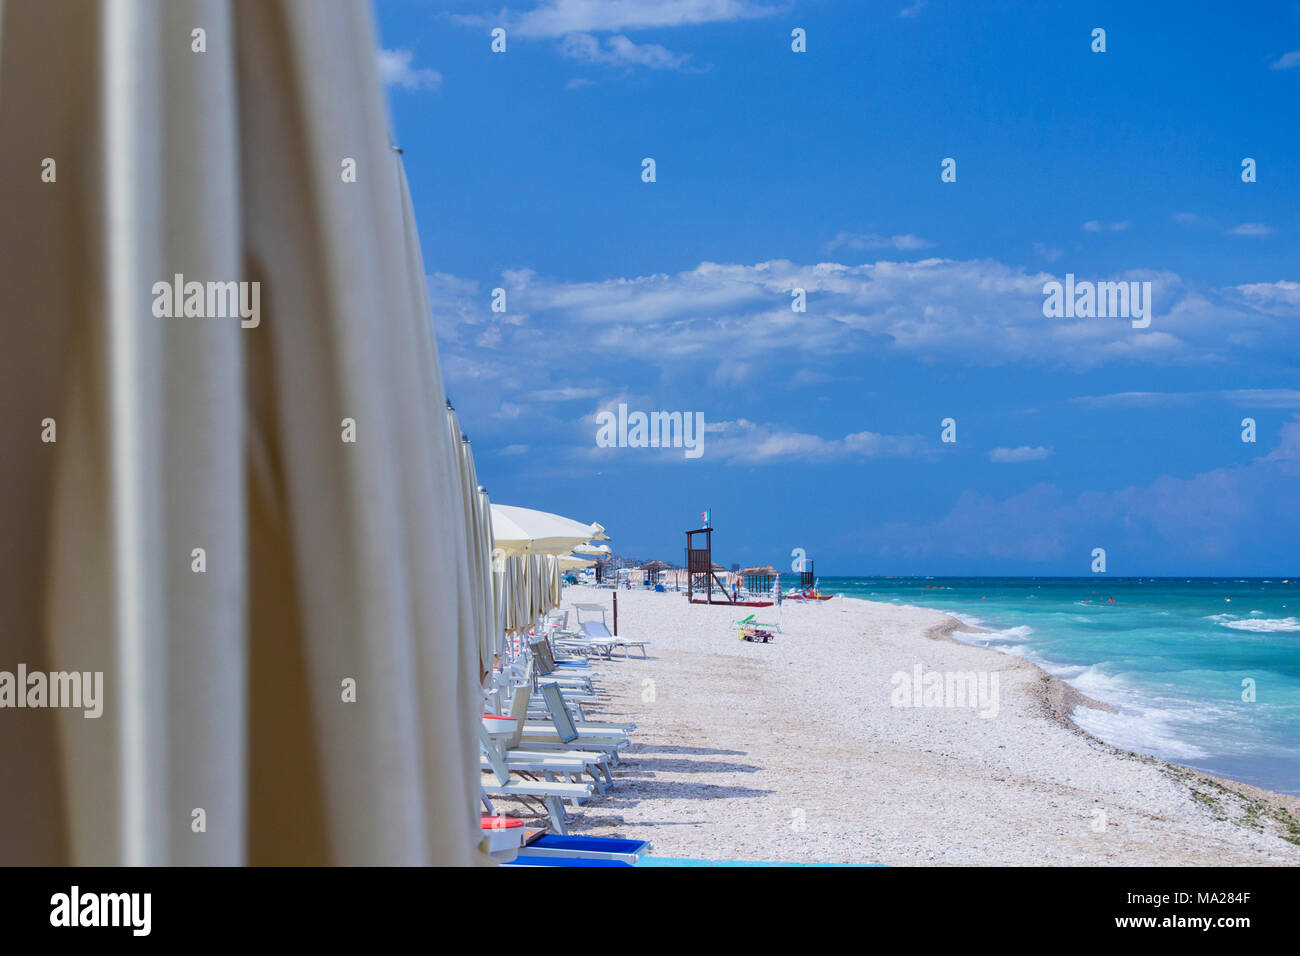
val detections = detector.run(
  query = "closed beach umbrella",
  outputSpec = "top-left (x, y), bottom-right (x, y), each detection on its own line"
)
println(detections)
top-left (445, 405), bottom-right (494, 680)
top-left (480, 488), bottom-right (504, 657)
top-left (0, 0), bottom-right (486, 865)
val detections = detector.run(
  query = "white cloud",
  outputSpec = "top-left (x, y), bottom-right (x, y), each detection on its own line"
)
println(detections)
top-left (1032, 242), bottom-right (1063, 262)
top-left (826, 231), bottom-right (934, 252)
top-left (1237, 279), bottom-right (1300, 312)
top-left (1271, 49), bottom-right (1300, 70)
top-left (989, 445), bottom-right (1053, 463)
top-left (377, 48), bottom-right (443, 91)
top-left (430, 256), bottom-right (1299, 397)
top-left (561, 33), bottom-right (694, 70)
top-left (1226, 222), bottom-right (1274, 237)
top-left (898, 1), bottom-right (927, 18)
top-left (1071, 389), bottom-right (1300, 410)
top-left (499, 444), bottom-right (530, 455)
top-left (532, 387), bottom-right (603, 401)
top-left (702, 419), bottom-right (931, 464)
top-left (875, 419), bottom-right (1300, 565)
top-left (1082, 220), bottom-right (1131, 232)
top-left (505, 0), bottom-right (780, 37)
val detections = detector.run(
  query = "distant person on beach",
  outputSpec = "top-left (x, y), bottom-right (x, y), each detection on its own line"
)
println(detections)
top-left (732, 576), bottom-right (740, 602)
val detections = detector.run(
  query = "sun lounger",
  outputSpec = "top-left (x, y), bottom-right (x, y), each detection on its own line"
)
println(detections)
top-left (503, 682), bottom-right (613, 789)
top-left (518, 833), bottom-right (651, 865)
top-left (502, 856), bottom-right (633, 867)
top-left (520, 683), bottom-right (629, 744)
top-left (529, 639), bottom-right (595, 692)
top-left (517, 683), bottom-right (632, 768)
top-left (480, 726), bottom-right (593, 835)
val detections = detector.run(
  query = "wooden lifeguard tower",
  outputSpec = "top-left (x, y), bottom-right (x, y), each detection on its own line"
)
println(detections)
top-left (685, 526), bottom-right (773, 607)
top-left (685, 528), bottom-right (730, 604)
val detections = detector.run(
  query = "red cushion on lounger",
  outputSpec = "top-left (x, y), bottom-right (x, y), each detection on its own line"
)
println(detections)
top-left (481, 815), bottom-right (524, 830)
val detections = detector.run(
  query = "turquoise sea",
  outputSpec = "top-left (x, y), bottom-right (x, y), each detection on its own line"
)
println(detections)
top-left (820, 577), bottom-right (1300, 796)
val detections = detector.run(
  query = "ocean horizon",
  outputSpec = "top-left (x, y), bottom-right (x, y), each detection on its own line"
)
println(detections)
top-left (820, 576), bottom-right (1300, 796)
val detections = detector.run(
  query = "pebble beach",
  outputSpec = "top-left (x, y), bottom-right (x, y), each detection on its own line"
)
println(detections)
top-left (558, 586), bottom-right (1300, 865)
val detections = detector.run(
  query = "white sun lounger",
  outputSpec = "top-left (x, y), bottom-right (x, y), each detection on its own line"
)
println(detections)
top-left (480, 726), bottom-right (593, 835)
top-left (518, 683), bottom-right (632, 766)
top-left (500, 682), bottom-right (613, 790)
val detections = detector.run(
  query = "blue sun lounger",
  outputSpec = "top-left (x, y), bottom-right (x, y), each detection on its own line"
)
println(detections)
top-left (503, 856), bottom-right (632, 867)
top-left (517, 833), bottom-right (650, 865)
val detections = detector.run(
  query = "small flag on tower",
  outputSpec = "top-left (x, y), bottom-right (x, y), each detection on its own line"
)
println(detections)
top-left (701, 509), bottom-right (710, 527)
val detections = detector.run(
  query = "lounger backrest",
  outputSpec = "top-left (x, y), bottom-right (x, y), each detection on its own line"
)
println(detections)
top-left (479, 725), bottom-right (512, 786)
top-left (540, 682), bottom-right (579, 743)
top-left (507, 683), bottom-right (532, 750)
top-left (581, 621), bottom-right (612, 640)
top-left (574, 604), bottom-right (608, 628)
top-left (528, 639), bottom-right (553, 675)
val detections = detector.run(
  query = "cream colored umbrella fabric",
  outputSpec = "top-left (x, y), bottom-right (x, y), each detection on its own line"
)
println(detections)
top-left (548, 554), bottom-right (564, 608)
top-left (445, 405), bottom-right (494, 679)
top-left (490, 504), bottom-right (605, 640)
top-left (491, 503), bottom-right (606, 555)
top-left (480, 487), bottom-right (504, 658)
top-left (0, 0), bottom-right (488, 865)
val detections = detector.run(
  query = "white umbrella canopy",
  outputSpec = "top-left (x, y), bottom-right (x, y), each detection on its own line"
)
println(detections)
top-left (555, 554), bottom-right (596, 571)
top-left (573, 542), bottom-right (611, 556)
top-left (489, 505), bottom-right (607, 647)
top-left (491, 503), bottom-right (607, 555)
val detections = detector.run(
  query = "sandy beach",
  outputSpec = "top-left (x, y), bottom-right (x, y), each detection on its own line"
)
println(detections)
top-left (554, 585), bottom-right (1300, 865)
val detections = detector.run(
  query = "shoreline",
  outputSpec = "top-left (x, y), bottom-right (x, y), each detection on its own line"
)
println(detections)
top-left (560, 586), bottom-right (1300, 864)
top-left (922, 610), bottom-right (1300, 837)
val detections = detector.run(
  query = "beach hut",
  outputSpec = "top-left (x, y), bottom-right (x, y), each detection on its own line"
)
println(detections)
top-left (642, 560), bottom-right (670, 588)
top-left (742, 565), bottom-right (778, 595)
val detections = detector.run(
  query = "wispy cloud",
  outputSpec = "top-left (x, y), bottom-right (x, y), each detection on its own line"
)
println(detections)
top-left (1032, 242), bottom-right (1063, 262)
top-left (561, 33), bottom-right (696, 71)
top-left (898, 1), bottom-right (927, 18)
top-left (701, 419), bottom-right (931, 464)
top-left (826, 231), bottom-right (934, 252)
top-left (875, 418), bottom-right (1300, 566)
top-left (431, 257), bottom-right (1299, 405)
top-left (1071, 389), bottom-right (1300, 409)
top-left (1270, 49), bottom-right (1300, 70)
top-left (989, 445), bottom-right (1053, 463)
top-left (377, 48), bottom-right (442, 91)
top-left (1226, 222), bottom-right (1274, 237)
top-left (503, 0), bottom-right (782, 38)
top-left (532, 387), bottom-right (603, 401)
top-left (1082, 220), bottom-right (1131, 233)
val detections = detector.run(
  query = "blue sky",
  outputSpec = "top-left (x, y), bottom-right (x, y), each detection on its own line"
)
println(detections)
top-left (374, 0), bottom-right (1300, 575)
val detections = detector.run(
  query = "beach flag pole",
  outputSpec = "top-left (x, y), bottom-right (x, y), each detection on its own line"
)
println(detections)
top-left (613, 591), bottom-right (618, 636)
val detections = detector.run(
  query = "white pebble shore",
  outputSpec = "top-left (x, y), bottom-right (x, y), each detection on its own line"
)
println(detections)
top-left (542, 585), bottom-right (1300, 865)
